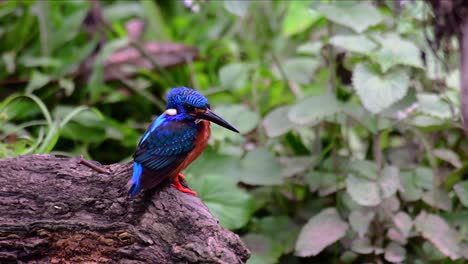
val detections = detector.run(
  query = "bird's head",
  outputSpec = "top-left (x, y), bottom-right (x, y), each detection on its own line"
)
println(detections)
top-left (165, 87), bottom-right (239, 133)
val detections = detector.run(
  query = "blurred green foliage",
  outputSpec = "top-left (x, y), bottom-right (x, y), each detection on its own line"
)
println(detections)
top-left (1, 0), bottom-right (468, 263)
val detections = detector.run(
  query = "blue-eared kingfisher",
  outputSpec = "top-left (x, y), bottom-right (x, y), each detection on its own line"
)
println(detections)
top-left (128, 87), bottom-right (239, 196)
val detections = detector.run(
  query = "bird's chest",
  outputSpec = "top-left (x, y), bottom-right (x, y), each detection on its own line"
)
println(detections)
top-left (179, 121), bottom-right (211, 170)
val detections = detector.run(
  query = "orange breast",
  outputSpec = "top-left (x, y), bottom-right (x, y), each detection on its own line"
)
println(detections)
top-left (173, 120), bottom-right (211, 176)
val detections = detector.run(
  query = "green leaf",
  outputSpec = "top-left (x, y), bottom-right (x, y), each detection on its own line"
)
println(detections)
top-left (241, 148), bottom-right (283, 186)
top-left (243, 234), bottom-right (280, 264)
top-left (223, 0), bottom-right (250, 17)
top-left (348, 160), bottom-right (377, 180)
top-left (447, 70), bottom-right (460, 90)
top-left (316, 2), bottom-right (383, 33)
top-left (346, 173), bottom-right (381, 206)
top-left (273, 58), bottom-right (319, 84)
top-left (218, 62), bottom-right (250, 91)
top-left (188, 174), bottom-right (254, 230)
top-left (393, 211), bottom-right (412, 238)
top-left (210, 105), bottom-right (259, 141)
top-left (185, 147), bottom-right (241, 183)
top-left (282, 1), bottom-right (321, 36)
top-left (372, 33), bottom-right (423, 72)
top-left (141, 0), bottom-right (171, 41)
top-left (454, 181), bottom-right (468, 207)
top-left (295, 208), bottom-right (349, 257)
top-left (349, 210), bottom-right (375, 237)
top-left (279, 156), bottom-right (313, 178)
top-left (297, 42), bottom-right (323, 55)
top-left (288, 93), bottom-right (342, 125)
top-left (417, 93), bottom-right (453, 119)
top-left (384, 242), bottom-right (406, 263)
top-left (414, 211), bottom-right (461, 260)
top-left (329, 35), bottom-right (377, 55)
top-left (379, 165), bottom-right (400, 199)
top-left (58, 78), bottom-right (75, 97)
top-left (263, 106), bottom-right (294, 137)
top-left (25, 71), bottom-right (51, 94)
top-left (399, 167), bottom-right (434, 201)
top-left (87, 38), bottom-right (129, 102)
top-left (422, 189), bottom-right (452, 211)
top-left (251, 216), bottom-right (300, 255)
top-left (433, 148), bottom-right (462, 168)
top-left (50, 7), bottom-right (88, 52)
top-left (305, 171), bottom-right (345, 196)
top-left (352, 62), bottom-right (410, 114)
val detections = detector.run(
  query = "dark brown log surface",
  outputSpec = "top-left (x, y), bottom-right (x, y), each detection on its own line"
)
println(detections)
top-left (0, 154), bottom-right (250, 263)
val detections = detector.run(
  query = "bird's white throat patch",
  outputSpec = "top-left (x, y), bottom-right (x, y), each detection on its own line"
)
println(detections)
top-left (164, 108), bottom-right (177, 116)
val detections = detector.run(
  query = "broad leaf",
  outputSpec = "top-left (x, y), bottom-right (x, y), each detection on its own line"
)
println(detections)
top-left (219, 62), bottom-right (251, 91)
top-left (385, 242), bottom-right (406, 263)
top-left (414, 212), bottom-right (460, 260)
top-left (241, 148), bottom-right (283, 186)
top-left (211, 105), bottom-right (259, 141)
top-left (329, 35), bottom-right (377, 55)
top-left (279, 156), bottom-right (313, 178)
top-left (454, 181), bottom-right (468, 207)
top-left (295, 208), bottom-right (348, 257)
top-left (349, 210), bottom-right (375, 237)
top-left (399, 168), bottom-right (434, 202)
top-left (422, 189), bottom-right (452, 211)
top-left (433, 148), bottom-right (462, 168)
top-left (379, 165), bottom-right (400, 198)
top-left (353, 62), bottom-right (410, 114)
top-left (316, 2), bottom-right (383, 33)
top-left (393, 211), bottom-right (412, 238)
top-left (346, 173), bottom-right (381, 206)
top-left (417, 93), bottom-right (453, 119)
top-left (185, 147), bottom-right (241, 183)
top-left (288, 93), bottom-right (342, 125)
top-left (243, 234), bottom-right (280, 264)
top-left (273, 58), bottom-right (319, 84)
top-left (187, 174), bottom-right (254, 230)
top-left (263, 106), bottom-right (294, 137)
top-left (283, 1), bottom-right (321, 36)
top-left (372, 33), bottom-right (423, 72)
top-left (251, 216), bottom-right (300, 257)
top-left (305, 171), bottom-right (345, 196)
top-left (25, 71), bottom-right (50, 94)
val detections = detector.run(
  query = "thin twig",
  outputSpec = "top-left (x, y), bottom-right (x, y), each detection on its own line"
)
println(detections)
top-left (78, 154), bottom-right (109, 174)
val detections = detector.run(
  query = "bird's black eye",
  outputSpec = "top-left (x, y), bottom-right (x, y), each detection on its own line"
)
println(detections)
top-left (206, 104), bottom-right (211, 109)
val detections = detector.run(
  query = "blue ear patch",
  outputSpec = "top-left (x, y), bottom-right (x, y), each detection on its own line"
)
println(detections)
top-left (140, 114), bottom-right (166, 144)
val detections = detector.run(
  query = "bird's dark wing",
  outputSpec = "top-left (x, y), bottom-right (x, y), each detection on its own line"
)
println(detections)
top-left (133, 119), bottom-right (198, 190)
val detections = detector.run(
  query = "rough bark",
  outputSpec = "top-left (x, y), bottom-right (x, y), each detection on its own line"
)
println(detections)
top-left (0, 154), bottom-right (250, 263)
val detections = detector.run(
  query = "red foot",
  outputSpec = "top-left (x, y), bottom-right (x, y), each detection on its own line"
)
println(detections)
top-left (171, 173), bottom-right (197, 195)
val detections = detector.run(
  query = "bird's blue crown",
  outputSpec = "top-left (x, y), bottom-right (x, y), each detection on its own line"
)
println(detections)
top-left (166, 87), bottom-right (209, 109)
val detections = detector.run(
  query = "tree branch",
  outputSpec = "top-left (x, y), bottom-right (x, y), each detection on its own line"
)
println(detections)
top-left (0, 154), bottom-right (250, 263)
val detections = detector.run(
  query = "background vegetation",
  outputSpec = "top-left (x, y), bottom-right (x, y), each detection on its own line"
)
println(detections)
top-left (1, 0), bottom-right (467, 263)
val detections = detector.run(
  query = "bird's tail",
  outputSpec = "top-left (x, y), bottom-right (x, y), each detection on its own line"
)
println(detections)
top-left (128, 162), bottom-right (143, 196)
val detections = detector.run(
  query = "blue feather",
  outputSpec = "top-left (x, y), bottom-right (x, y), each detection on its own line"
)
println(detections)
top-left (140, 114), bottom-right (166, 144)
top-left (128, 162), bottom-right (143, 196)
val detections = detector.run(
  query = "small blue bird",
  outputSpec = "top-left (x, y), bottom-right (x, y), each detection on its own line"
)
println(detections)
top-left (128, 87), bottom-right (239, 196)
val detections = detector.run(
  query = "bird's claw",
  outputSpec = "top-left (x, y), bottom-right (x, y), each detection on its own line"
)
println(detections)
top-left (171, 173), bottom-right (197, 195)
